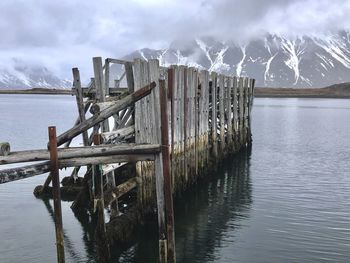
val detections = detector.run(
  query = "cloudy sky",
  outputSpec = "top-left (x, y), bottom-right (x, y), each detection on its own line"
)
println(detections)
top-left (0, 0), bottom-right (349, 79)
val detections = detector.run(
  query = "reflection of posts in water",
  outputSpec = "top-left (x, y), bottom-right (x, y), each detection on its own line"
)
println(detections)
top-left (71, 209), bottom-right (96, 259)
top-left (41, 198), bottom-right (83, 261)
top-left (175, 149), bottom-right (252, 263)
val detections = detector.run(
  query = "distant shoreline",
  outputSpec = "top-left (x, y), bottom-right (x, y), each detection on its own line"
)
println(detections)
top-left (0, 88), bottom-right (72, 95)
top-left (1, 87), bottom-right (349, 99)
top-left (254, 87), bottom-right (350, 99)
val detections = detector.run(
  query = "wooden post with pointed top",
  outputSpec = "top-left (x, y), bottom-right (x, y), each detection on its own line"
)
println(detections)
top-left (48, 126), bottom-right (65, 263)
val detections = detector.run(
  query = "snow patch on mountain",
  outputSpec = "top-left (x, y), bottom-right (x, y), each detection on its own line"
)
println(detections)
top-left (236, 46), bottom-right (246, 76)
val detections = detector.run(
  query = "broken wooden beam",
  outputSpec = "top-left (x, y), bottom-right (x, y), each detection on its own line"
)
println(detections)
top-left (55, 82), bottom-right (156, 147)
top-left (0, 161), bottom-right (50, 184)
top-left (104, 177), bottom-right (137, 206)
top-left (0, 154), bottom-right (155, 184)
top-left (100, 125), bottom-right (135, 144)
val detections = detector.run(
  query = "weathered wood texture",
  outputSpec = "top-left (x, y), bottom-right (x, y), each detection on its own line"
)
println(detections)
top-left (0, 144), bottom-right (160, 165)
top-left (131, 60), bottom-right (255, 193)
top-left (54, 82), bottom-right (155, 147)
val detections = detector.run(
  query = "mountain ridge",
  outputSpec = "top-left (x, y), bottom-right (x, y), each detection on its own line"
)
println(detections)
top-left (2, 31), bottom-right (350, 89)
top-left (122, 30), bottom-right (350, 88)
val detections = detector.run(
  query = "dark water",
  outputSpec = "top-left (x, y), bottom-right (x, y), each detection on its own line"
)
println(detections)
top-left (1, 95), bottom-right (350, 262)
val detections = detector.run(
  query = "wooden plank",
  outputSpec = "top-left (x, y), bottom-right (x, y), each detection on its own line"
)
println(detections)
top-left (210, 72), bottom-right (218, 158)
top-left (72, 68), bottom-right (89, 147)
top-left (183, 66), bottom-right (189, 184)
top-left (100, 125), bottom-right (135, 144)
top-left (218, 74), bottom-right (225, 153)
top-left (198, 72), bottom-right (204, 172)
top-left (93, 57), bottom-right (110, 133)
top-left (233, 77), bottom-right (238, 149)
top-left (60, 154), bottom-right (155, 168)
top-left (200, 70), bottom-right (210, 168)
top-left (107, 58), bottom-right (133, 65)
top-left (159, 79), bottom-right (176, 263)
top-left (0, 143), bottom-right (160, 165)
top-left (74, 87), bottom-right (128, 96)
top-left (243, 77), bottom-right (249, 144)
top-left (104, 59), bottom-right (110, 96)
top-left (54, 82), bottom-right (155, 147)
top-left (227, 77), bottom-right (233, 149)
top-left (238, 77), bottom-right (244, 146)
top-left (168, 67), bottom-right (175, 191)
top-left (125, 62), bottom-right (135, 93)
top-left (193, 69), bottom-right (199, 177)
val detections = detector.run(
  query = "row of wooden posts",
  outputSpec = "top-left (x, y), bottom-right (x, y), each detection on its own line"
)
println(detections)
top-left (0, 57), bottom-right (255, 263)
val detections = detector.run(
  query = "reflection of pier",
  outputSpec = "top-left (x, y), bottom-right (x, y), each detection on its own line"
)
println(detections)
top-left (175, 149), bottom-right (252, 262)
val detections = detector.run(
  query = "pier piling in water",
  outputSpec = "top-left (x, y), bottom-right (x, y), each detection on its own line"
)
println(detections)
top-left (48, 126), bottom-right (65, 263)
top-left (0, 57), bottom-right (255, 262)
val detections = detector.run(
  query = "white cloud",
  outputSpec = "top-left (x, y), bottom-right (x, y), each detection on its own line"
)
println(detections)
top-left (0, 0), bottom-right (349, 79)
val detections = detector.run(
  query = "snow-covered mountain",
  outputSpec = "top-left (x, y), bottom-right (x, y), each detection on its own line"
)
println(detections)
top-left (2, 31), bottom-right (350, 89)
top-left (0, 62), bottom-right (71, 89)
top-left (123, 30), bottom-right (350, 88)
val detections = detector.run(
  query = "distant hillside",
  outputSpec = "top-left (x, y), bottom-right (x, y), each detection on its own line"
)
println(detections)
top-left (3, 30), bottom-right (350, 89)
top-left (0, 61), bottom-right (71, 89)
top-left (255, 82), bottom-right (350, 98)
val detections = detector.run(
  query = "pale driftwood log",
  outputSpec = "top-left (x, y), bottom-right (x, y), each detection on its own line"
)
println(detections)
top-left (0, 143), bottom-right (160, 165)
top-left (100, 125), bottom-right (135, 144)
top-left (54, 82), bottom-right (156, 147)
top-left (0, 143), bottom-right (10, 156)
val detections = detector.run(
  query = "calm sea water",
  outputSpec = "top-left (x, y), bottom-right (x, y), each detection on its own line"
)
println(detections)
top-left (0, 95), bottom-right (350, 263)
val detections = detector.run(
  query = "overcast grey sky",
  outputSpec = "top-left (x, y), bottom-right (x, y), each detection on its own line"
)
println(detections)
top-left (0, 0), bottom-right (349, 78)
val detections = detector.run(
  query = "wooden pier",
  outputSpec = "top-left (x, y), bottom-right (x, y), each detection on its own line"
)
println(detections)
top-left (0, 57), bottom-right (255, 263)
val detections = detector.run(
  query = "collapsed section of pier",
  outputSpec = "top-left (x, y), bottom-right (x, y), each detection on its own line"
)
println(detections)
top-left (0, 58), bottom-right (255, 263)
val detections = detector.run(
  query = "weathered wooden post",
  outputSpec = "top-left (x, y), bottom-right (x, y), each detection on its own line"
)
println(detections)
top-left (210, 73), bottom-right (218, 159)
top-left (219, 75), bottom-right (226, 154)
top-left (93, 57), bottom-right (115, 189)
top-left (0, 142), bottom-right (10, 156)
top-left (48, 126), bottom-right (65, 263)
top-left (159, 79), bottom-right (176, 262)
top-left (93, 134), bottom-right (110, 262)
